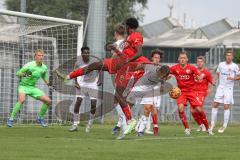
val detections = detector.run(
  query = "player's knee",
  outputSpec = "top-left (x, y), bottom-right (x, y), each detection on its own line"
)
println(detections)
top-left (178, 105), bottom-right (184, 112)
top-left (18, 99), bottom-right (25, 104)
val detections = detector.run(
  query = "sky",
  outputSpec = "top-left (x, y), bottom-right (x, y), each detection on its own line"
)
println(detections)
top-left (141, 0), bottom-right (240, 27)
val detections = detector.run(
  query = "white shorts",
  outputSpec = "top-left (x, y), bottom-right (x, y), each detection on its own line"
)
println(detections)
top-left (127, 85), bottom-right (161, 108)
top-left (214, 86), bottom-right (234, 104)
top-left (76, 83), bottom-right (99, 100)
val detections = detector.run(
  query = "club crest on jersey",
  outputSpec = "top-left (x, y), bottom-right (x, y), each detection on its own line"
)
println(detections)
top-left (120, 75), bottom-right (125, 81)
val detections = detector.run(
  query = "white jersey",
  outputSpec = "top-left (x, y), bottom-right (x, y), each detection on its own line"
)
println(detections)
top-left (216, 62), bottom-right (240, 88)
top-left (75, 56), bottom-right (99, 86)
top-left (113, 39), bottom-right (124, 52)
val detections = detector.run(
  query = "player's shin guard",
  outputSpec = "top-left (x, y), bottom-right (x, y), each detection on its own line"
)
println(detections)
top-left (10, 102), bottom-right (22, 120)
top-left (198, 111), bottom-right (209, 130)
top-left (38, 103), bottom-right (48, 118)
top-left (122, 105), bottom-right (132, 121)
top-left (69, 68), bottom-right (84, 79)
top-left (191, 111), bottom-right (202, 125)
top-left (178, 111), bottom-right (189, 129)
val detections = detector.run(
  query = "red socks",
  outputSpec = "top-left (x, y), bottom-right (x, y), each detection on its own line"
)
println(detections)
top-left (69, 68), bottom-right (84, 79)
top-left (192, 112), bottom-right (202, 125)
top-left (178, 111), bottom-right (189, 129)
top-left (122, 105), bottom-right (132, 120)
top-left (198, 111), bottom-right (209, 130)
top-left (152, 114), bottom-right (158, 127)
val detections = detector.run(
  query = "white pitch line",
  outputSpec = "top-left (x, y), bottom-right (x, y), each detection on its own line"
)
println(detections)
top-left (55, 135), bottom-right (236, 142)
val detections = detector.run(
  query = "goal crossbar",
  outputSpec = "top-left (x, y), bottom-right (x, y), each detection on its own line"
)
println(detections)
top-left (0, 9), bottom-right (83, 26)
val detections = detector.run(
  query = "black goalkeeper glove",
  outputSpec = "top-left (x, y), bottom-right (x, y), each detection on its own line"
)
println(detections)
top-left (22, 70), bottom-right (32, 78)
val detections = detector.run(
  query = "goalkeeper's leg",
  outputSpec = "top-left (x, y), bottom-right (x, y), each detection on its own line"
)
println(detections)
top-left (37, 95), bottom-right (51, 127)
top-left (7, 93), bottom-right (26, 127)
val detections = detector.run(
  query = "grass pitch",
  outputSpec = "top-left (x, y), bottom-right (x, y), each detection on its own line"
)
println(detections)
top-left (0, 124), bottom-right (239, 160)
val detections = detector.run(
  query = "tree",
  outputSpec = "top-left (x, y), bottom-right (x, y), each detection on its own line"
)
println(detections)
top-left (106, 0), bottom-right (148, 41)
top-left (5, 0), bottom-right (148, 41)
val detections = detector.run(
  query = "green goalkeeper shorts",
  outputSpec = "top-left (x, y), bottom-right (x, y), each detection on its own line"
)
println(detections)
top-left (18, 85), bottom-right (45, 99)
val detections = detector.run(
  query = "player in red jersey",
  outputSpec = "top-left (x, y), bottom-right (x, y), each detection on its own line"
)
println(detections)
top-left (170, 52), bottom-right (213, 135)
top-left (56, 18), bottom-right (150, 136)
top-left (192, 56), bottom-right (214, 132)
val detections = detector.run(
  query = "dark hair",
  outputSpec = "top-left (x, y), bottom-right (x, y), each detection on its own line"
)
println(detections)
top-left (179, 51), bottom-right (188, 58)
top-left (158, 65), bottom-right (170, 77)
top-left (151, 49), bottom-right (164, 58)
top-left (115, 24), bottom-right (125, 36)
top-left (81, 46), bottom-right (90, 52)
top-left (125, 17), bottom-right (139, 29)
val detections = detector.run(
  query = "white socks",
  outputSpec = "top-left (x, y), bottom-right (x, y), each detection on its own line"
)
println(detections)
top-left (115, 104), bottom-right (127, 130)
top-left (211, 108), bottom-right (218, 126)
top-left (223, 109), bottom-right (230, 128)
top-left (146, 113), bottom-right (152, 131)
top-left (137, 115), bottom-right (148, 133)
top-left (73, 113), bottom-right (80, 125)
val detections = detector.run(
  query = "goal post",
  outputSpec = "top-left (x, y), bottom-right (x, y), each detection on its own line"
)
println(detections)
top-left (0, 9), bottom-right (83, 125)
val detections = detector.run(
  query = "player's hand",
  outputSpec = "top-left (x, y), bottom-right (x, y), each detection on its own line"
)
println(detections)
top-left (212, 79), bottom-right (217, 85)
top-left (75, 84), bottom-right (80, 89)
top-left (97, 80), bottom-right (102, 86)
top-left (23, 70), bottom-right (32, 77)
top-left (227, 77), bottom-right (235, 81)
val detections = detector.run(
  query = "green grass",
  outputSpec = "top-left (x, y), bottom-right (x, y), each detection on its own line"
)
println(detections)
top-left (0, 124), bottom-right (239, 160)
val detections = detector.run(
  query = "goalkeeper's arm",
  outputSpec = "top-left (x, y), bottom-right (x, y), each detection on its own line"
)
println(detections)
top-left (16, 66), bottom-right (32, 78)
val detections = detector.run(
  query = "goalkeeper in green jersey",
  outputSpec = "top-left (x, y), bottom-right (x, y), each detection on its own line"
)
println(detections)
top-left (7, 49), bottom-right (52, 127)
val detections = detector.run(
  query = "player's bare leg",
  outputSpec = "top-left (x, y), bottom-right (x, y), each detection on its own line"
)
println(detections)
top-left (210, 102), bottom-right (220, 131)
top-left (218, 104), bottom-right (230, 133)
top-left (178, 104), bottom-right (190, 135)
top-left (86, 99), bottom-right (97, 133)
top-left (69, 97), bottom-right (82, 132)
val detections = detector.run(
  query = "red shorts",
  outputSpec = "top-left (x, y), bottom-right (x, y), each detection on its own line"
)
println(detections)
top-left (177, 91), bottom-right (202, 107)
top-left (115, 62), bottom-right (144, 88)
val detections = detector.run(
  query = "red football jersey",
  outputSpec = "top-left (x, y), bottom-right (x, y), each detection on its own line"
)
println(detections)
top-left (194, 68), bottom-right (213, 94)
top-left (122, 32), bottom-right (150, 63)
top-left (170, 64), bottom-right (199, 92)
top-left (123, 32), bottom-right (143, 58)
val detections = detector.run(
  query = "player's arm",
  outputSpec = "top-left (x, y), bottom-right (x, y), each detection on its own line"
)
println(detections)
top-left (206, 71), bottom-right (214, 95)
top-left (16, 64), bottom-right (31, 78)
top-left (227, 65), bottom-right (240, 81)
top-left (73, 62), bottom-right (81, 89)
top-left (97, 71), bottom-right (103, 86)
top-left (167, 66), bottom-right (175, 80)
top-left (125, 45), bottom-right (142, 64)
top-left (41, 70), bottom-right (50, 86)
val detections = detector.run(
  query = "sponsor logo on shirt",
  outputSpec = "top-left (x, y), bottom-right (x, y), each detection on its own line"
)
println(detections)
top-left (179, 75), bottom-right (190, 80)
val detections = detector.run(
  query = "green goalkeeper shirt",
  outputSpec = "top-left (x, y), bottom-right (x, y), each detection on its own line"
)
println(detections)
top-left (16, 61), bottom-right (48, 87)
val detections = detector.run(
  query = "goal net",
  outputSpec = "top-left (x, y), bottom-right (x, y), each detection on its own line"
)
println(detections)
top-left (0, 10), bottom-right (83, 125)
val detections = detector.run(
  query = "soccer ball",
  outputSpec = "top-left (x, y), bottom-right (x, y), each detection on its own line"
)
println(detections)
top-left (169, 87), bottom-right (181, 99)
